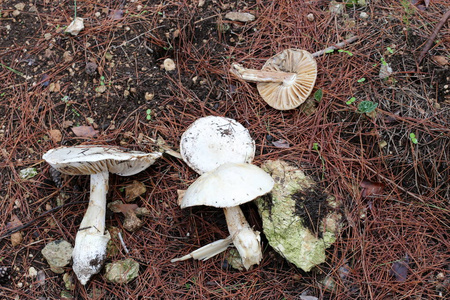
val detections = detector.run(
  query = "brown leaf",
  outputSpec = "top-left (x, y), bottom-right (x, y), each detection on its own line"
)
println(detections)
top-left (48, 129), bottom-right (62, 143)
top-left (108, 201), bottom-right (138, 214)
top-left (71, 125), bottom-right (99, 138)
top-left (431, 55), bottom-right (448, 66)
top-left (8, 215), bottom-right (23, 246)
top-left (125, 181), bottom-right (146, 202)
top-left (360, 180), bottom-right (385, 197)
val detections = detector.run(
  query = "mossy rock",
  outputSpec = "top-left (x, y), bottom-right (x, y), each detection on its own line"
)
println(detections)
top-left (256, 160), bottom-right (342, 272)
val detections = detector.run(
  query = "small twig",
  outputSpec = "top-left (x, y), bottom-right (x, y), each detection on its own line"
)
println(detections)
top-left (312, 36), bottom-right (359, 57)
top-left (0, 200), bottom-right (88, 241)
top-left (118, 232), bottom-right (129, 254)
top-left (417, 10), bottom-right (450, 64)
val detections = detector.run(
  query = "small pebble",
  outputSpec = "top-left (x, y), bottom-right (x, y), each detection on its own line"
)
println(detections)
top-left (306, 13), bottom-right (314, 22)
top-left (360, 12), bottom-right (369, 19)
top-left (85, 62), bottom-right (98, 75)
top-left (163, 58), bottom-right (176, 71)
top-left (225, 12), bottom-right (255, 22)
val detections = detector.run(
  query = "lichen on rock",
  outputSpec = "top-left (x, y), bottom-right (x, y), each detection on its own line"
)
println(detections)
top-left (256, 160), bottom-right (342, 272)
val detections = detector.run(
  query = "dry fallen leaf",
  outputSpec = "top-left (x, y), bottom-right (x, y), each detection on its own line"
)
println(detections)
top-left (125, 181), bottom-right (146, 202)
top-left (71, 125), bottom-right (99, 138)
top-left (8, 215), bottom-right (23, 246)
top-left (360, 180), bottom-right (385, 197)
top-left (272, 139), bottom-right (290, 148)
top-left (48, 129), bottom-right (62, 143)
top-left (431, 55), bottom-right (448, 66)
top-left (108, 201), bottom-right (138, 214)
top-left (389, 254), bottom-right (409, 282)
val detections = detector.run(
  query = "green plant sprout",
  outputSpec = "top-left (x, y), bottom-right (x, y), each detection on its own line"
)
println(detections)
top-left (380, 57), bottom-right (388, 66)
top-left (146, 109), bottom-right (152, 121)
top-left (61, 95), bottom-right (70, 104)
top-left (71, 108), bottom-right (81, 117)
top-left (312, 143), bottom-right (326, 180)
top-left (338, 49), bottom-right (353, 56)
top-left (314, 89), bottom-right (323, 102)
top-left (357, 101), bottom-right (378, 113)
top-left (0, 63), bottom-right (25, 77)
top-left (346, 97), bottom-right (356, 105)
top-left (325, 48), bottom-right (353, 56)
top-left (100, 76), bottom-right (105, 86)
top-left (357, 78), bottom-right (366, 83)
top-left (386, 47), bottom-right (394, 54)
top-left (409, 133), bottom-right (418, 144)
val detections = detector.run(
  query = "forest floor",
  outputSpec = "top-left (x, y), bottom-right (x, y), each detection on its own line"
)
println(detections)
top-left (0, 0), bottom-right (449, 299)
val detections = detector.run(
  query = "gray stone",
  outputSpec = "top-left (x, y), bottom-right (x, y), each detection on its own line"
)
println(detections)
top-left (41, 240), bottom-right (73, 274)
top-left (104, 258), bottom-right (139, 284)
top-left (225, 12), bottom-right (255, 23)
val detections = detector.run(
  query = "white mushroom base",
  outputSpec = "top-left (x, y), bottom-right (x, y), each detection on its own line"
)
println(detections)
top-left (72, 171), bottom-right (110, 285)
top-left (223, 206), bottom-right (262, 270)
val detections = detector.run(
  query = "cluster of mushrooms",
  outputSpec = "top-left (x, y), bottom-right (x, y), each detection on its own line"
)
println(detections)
top-left (42, 49), bottom-right (317, 285)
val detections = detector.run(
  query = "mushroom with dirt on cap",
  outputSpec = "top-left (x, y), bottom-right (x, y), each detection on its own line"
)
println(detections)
top-left (230, 49), bottom-right (317, 110)
top-left (173, 116), bottom-right (272, 269)
top-left (43, 145), bottom-right (161, 285)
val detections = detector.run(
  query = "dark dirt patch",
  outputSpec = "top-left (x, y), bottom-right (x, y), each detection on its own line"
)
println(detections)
top-left (293, 186), bottom-right (331, 238)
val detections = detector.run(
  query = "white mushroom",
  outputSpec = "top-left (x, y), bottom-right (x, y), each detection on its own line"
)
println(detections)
top-left (180, 116), bottom-right (255, 174)
top-left (175, 116), bottom-right (271, 269)
top-left (43, 145), bottom-right (161, 284)
top-left (179, 163), bottom-right (274, 269)
top-left (230, 49), bottom-right (317, 110)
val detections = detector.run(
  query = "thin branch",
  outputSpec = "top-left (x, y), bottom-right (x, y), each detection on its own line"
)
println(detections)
top-left (0, 200), bottom-right (88, 241)
top-left (312, 36), bottom-right (359, 57)
top-left (417, 10), bottom-right (450, 64)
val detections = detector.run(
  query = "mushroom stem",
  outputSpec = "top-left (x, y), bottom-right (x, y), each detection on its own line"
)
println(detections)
top-left (230, 63), bottom-right (297, 84)
top-left (72, 171), bottom-right (111, 285)
top-left (223, 206), bottom-right (262, 270)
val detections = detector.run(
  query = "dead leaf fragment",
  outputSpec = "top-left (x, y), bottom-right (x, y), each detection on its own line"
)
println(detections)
top-left (389, 254), bottom-right (409, 282)
top-left (48, 129), bottom-right (62, 143)
top-left (108, 201), bottom-right (138, 213)
top-left (8, 215), bottom-right (23, 246)
top-left (71, 125), bottom-right (99, 138)
top-left (177, 189), bottom-right (186, 206)
top-left (272, 139), bottom-right (290, 148)
top-left (431, 55), bottom-right (448, 66)
top-left (124, 181), bottom-right (146, 202)
top-left (360, 180), bottom-right (385, 197)
top-left (123, 210), bottom-right (144, 232)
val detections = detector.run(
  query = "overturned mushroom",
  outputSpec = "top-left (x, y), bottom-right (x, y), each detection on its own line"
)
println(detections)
top-left (230, 49), bottom-right (317, 110)
top-left (175, 116), bottom-right (271, 269)
top-left (178, 163), bottom-right (274, 269)
top-left (43, 145), bottom-right (161, 284)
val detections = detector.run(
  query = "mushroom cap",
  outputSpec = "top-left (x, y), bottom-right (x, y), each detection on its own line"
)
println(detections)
top-left (180, 116), bottom-right (255, 174)
top-left (43, 145), bottom-right (162, 176)
top-left (180, 163), bottom-right (274, 208)
top-left (257, 49), bottom-right (317, 110)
